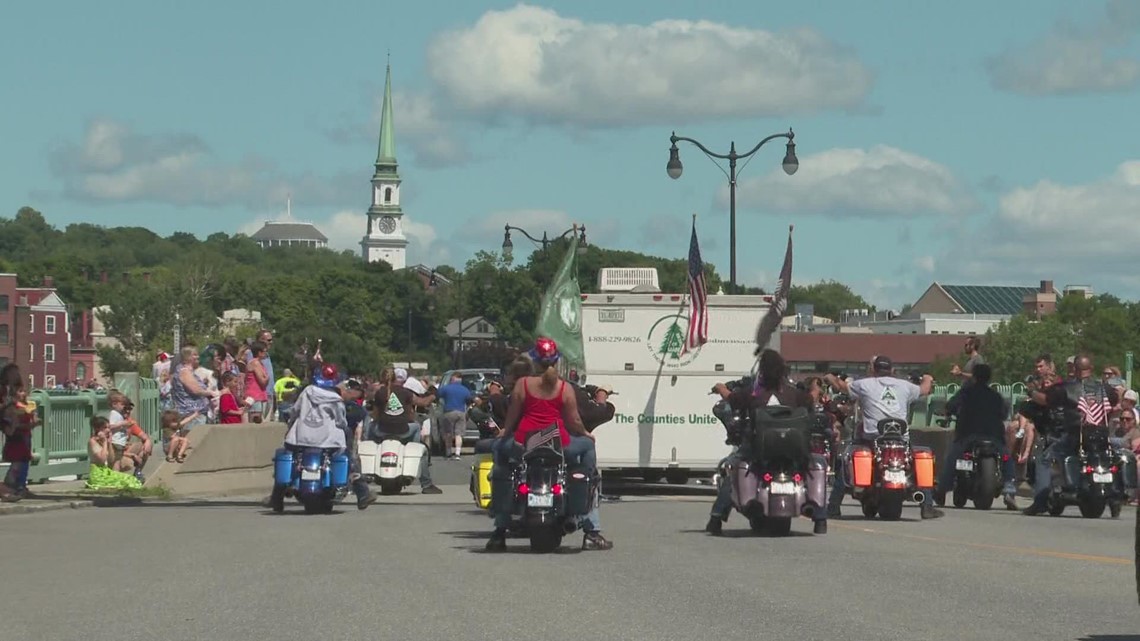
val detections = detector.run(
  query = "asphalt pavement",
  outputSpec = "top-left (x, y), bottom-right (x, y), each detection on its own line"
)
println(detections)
top-left (0, 457), bottom-right (1137, 641)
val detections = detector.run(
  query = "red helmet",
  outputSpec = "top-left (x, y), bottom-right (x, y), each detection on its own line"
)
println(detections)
top-left (314, 363), bottom-right (340, 389)
top-left (530, 337), bottom-right (560, 364)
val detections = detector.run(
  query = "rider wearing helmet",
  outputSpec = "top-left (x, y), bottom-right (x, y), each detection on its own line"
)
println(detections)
top-left (487, 338), bottom-right (613, 551)
top-left (269, 363), bottom-right (349, 513)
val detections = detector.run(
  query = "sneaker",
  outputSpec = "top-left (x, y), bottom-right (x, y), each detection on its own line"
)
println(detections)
top-left (583, 531), bottom-right (613, 550)
top-left (357, 493), bottom-right (378, 510)
top-left (1022, 504), bottom-right (1044, 516)
top-left (920, 504), bottom-right (944, 520)
top-left (421, 485), bottom-right (443, 495)
top-left (486, 529), bottom-right (507, 552)
top-left (1109, 501), bottom-right (1122, 519)
top-left (705, 516), bottom-right (723, 536)
top-left (1002, 493), bottom-right (1018, 511)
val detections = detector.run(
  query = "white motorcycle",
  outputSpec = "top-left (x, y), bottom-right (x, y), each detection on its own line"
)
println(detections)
top-left (358, 436), bottom-right (429, 495)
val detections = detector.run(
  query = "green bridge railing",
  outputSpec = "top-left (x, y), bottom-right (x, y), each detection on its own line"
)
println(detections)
top-left (3, 374), bottom-right (161, 484)
top-left (907, 382), bottom-right (1030, 429)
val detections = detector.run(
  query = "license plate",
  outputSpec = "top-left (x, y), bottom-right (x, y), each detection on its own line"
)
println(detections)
top-left (527, 493), bottom-right (554, 508)
top-left (770, 481), bottom-right (795, 495)
top-left (884, 470), bottom-right (906, 484)
top-left (380, 454), bottom-right (399, 466)
top-left (955, 459), bottom-right (974, 471)
top-left (300, 469), bottom-right (321, 481)
top-left (1092, 472), bottom-right (1113, 483)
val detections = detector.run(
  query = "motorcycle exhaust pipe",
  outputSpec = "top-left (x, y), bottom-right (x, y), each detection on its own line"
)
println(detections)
top-left (912, 491), bottom-right (925, 503)
top-left (562, 520), bottom-right (579, 534)
top-left (801, 505), bottom-right (814, 519)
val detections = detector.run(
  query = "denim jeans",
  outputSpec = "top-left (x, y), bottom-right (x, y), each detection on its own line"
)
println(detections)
top-left (491, 435), bottom-right (601, 532)
top-left (1030, 433), bottom-right (1080, 509)
top-left (342, 434), bottom-right (372, 501)
top-left (711, 453), bottom-right (738, 519)
top-left (935, 438), bottom-right (1017, 497)
top-left (829, 439), bottom-right (933, 508)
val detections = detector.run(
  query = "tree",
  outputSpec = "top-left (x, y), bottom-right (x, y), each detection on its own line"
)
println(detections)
top-left (982, 315), bottom-right (1077, 383)
top-left (658, 322), bottom-right (685, 360)
top-left (787, 280), bottom-right (875, 321)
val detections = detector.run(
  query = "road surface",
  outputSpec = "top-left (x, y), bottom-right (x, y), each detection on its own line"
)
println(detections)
top-left (0, 458), bottom-right (1136, 641)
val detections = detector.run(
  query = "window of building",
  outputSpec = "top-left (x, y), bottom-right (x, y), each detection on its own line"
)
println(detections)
top-left (28, 342), bottom-right (34, 362)
top-left (0, 324), bottom-right (7, 345)
top-left (76, 362), bottom-right (87, 380)
top-left (44, 375), bottom-right (56, 388)
top-left (29, 314), bottom-right (34, 333)
top-left (44, 344), bottom-right (55, 362)
top-left (384, 187), bottom-right (392, 203)
top-left (27, 374), bottom-right (34, 388)
top-left (0, 295), bottom-right (7, 311)
top-left (477, 322), bottom-right (489, 334)
top-left (45, 315), bottom-right (56, 334)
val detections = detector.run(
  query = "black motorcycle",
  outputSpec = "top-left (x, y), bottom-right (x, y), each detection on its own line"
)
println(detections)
top-left (490, 425), bottom-right (596, 552)
top-left (950, 437), bottom-right (1005, 510)
top-left (1045, 426), bottom-right (1126, 519)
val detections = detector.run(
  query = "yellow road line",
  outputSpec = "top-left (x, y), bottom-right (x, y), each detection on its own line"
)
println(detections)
top-left (830, 521), bottom-right (1132, 566)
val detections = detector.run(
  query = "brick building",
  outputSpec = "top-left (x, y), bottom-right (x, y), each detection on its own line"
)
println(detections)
top-left (780, 332), bottom-right (968, 378)
top-left (0, 274), bottom-right (98, 388)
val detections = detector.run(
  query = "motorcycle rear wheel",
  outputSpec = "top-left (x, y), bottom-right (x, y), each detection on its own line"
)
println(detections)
top-left (766, 517), bottom-right (792, 537)
top-left (952, 485), bottom-right (969, 508)
top-left (878, 491), bottom-right (904, 521)
top-left (1079, 496), bottom-right (1106, 519)
top-left (972, 458), bottom-right (998, 510)
top-left (528, 525), bottom-right (563, 553)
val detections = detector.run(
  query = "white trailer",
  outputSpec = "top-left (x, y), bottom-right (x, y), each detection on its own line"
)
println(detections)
top-left (580, 268), bottom-right (776, 484)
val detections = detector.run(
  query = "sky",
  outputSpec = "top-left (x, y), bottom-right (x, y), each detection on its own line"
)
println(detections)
top-left (3, 0), bottom-right (1140, 310)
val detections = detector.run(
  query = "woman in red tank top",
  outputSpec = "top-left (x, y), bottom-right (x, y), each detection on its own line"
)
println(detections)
top-left (486, 338), bottom-right (613, 552)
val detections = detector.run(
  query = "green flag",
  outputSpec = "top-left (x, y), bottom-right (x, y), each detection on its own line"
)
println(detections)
top-left (535, 239), bottom-right (585, 378)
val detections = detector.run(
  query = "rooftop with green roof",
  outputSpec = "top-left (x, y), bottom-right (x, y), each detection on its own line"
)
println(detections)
top-left (939, 284), bottom-right (1037, 315)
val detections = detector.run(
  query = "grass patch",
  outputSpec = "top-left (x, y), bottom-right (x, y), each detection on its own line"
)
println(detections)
top-left (78, 485), bottom-right (173, 500)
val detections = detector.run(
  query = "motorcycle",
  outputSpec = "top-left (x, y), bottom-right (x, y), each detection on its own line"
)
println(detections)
top-left (469, 415), bottom-right (500, 509)
top-left (1044, 426), bottom-right (1129, 519)
top-left (843, 418), bottom-right (935, 521)
top-left (950, 437), bottom-right (1007, 510)
top-left (489, 425), bottom-right (597, 552)
top-left (715, 401), bottom-right (827, 536)
top-left (358, 437), bottom-right (429, 495)
top-left (272, 447), bottom-right (351, 514)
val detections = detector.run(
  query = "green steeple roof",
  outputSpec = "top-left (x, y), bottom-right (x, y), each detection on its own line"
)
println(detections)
top-left (375, 61), bottom-right (396, 165)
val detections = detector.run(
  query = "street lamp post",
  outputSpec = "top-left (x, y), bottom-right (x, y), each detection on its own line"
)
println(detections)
top-left (666, 128), bottom-right (799, 291)
top-left (501, 224), bottom-right (588, 264)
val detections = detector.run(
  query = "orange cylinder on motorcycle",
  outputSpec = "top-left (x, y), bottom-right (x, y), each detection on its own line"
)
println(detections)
top-left (912, 447), bottom-right (935, 489)
top-left (852, 446), bottom-right (874, 487)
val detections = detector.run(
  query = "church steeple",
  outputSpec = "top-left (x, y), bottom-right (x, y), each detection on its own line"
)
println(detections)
top-left (361, 54), bottom-right (408, 270)
top-left (375, 57), bottom-right (397, 168)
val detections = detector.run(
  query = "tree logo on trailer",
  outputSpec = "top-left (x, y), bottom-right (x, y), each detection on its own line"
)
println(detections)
top-left (646, 314), bottom-right (700, 367)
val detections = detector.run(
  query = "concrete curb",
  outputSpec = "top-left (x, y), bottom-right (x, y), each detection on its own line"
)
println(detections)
top-left (0, 500), bottom-right (95, 515)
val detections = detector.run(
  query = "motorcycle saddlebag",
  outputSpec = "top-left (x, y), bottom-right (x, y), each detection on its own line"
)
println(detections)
top-left (912, 447), bottom-right (935, 489)
top-left (851, 445), bottom-right (874, 488)
top-left (564, 464), bottom-right (592, 516)
top-left (750, 406), bottom-right (812, 464)
top-left (474, 454), bottom-right (494, 509)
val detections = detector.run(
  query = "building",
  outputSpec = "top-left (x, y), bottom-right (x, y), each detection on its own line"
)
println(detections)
top-left (360, 62), bottom-right (409, 269)
top-left (909, 282), bottom-right (1041, 316)
top-left (0, 274), bottom-right (77, 388)
top-left (250, 221), bottom-right (329, 249)
top-left (781, 332), bottom-right (967, 378)
top-left (445, 316), bottom-right (501, 353)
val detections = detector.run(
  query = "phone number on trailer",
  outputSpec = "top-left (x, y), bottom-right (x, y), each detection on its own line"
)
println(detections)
top-left (587, 336), bottom-right (642, 343)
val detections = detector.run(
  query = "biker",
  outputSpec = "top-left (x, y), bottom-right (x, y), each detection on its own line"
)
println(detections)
top-left (1024, 354), bottom-right (1119, 516)
top-left (706, 349), bottom-right (820, 535)
top-left (486, 338), bottom-right (613, 552)
top-left (803, 375), bottom-right (841, 444)
top-left (368, 367), bottom-right (443, 495)
top-left (269, 363), bottom-right (349, 513)
top-left (339, 378), bottom-right (378, 510)
top-left (934, 364), bottom-right (1018, 510)
top-left (951, 337), bottom-right (985, 386)
top-left (823, 355), bottom-right (943, 520)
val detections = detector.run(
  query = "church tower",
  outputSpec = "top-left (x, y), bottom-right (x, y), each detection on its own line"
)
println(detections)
top-left (360, 60), bottom-right (408, 268)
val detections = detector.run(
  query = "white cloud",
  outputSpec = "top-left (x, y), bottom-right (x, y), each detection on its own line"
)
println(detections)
top-left (943, 160), bottom-right (1140, 291)
top-left (985, 0), bottom-right (1140, 95)
top-left (728, 145), bottom-right (975, 218)
top-left (53, 119), bottom-right (355, 209)
top-left (914, 255), bottom-right (935, 272)
top-left (426, 4), bottom-right (873, 127)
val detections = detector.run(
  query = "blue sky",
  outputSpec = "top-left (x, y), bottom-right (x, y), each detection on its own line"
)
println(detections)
top-left (3, 0), bottom-right (1139, 309)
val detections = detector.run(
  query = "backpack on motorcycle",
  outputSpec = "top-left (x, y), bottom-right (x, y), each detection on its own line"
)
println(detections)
top-left (747, 405), bottom-right (812, 465)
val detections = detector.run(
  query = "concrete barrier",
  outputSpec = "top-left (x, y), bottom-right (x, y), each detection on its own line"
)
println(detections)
top-left (144, 423), bottom-right (287, 497)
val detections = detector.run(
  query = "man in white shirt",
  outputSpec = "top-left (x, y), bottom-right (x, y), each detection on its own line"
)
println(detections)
top-left (823, 356), bottom-right (942, 520)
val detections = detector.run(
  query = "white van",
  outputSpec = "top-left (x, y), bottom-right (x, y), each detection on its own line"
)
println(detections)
top-left (580, 268), bottom-right (776, 484)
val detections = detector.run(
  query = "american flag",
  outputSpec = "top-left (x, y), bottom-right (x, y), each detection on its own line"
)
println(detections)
top-left (1077, 391), bottom-right (1112, 427)
top-left (753, 226), bottom-right (793, 355)
top-left (683, 217), bottom-right (708, 354)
